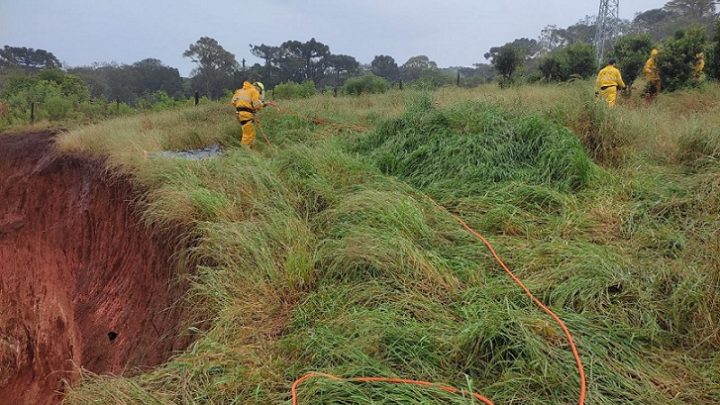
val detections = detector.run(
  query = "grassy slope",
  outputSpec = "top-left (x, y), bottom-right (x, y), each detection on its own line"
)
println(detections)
top-left (58, 83), bottom-right (720, 404)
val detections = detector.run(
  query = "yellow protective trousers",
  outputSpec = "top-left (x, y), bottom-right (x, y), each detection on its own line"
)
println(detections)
top-left (599, 86), bottom-right (618, 108)
top-left (237, 111), bottom-right (256, 146)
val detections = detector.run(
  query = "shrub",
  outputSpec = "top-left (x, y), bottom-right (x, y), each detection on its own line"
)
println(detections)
top-left (137, 90), bottom-right (185, 111)
top-left (272, 81), bottom-right (316, 100)
top-left (343, 75), bottom-right (390, 95)
top-left (539, 55), bottom-right (564, 82)
top-left (612, 34), bottom-right (654, 87)
top-left (564, 44), bottom-right (598, 79)
top-left (709, 21), bottom-right (720, 81)
top-left (539, 44), bottom-right (597, 82)
top-left (410, 69), bottom-right (454, 88)
top-left (0, 68), bottom-right (97, 127)
top-left (657, 27), bottom-right (708, 91)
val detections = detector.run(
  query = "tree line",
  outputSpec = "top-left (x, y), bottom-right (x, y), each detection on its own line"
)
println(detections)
top-left (185, 37), bottom-right (494, 99)
top-left (1, 0), bottom-right (719, 107)
top-left (0, 39), bottom-right (494, 104)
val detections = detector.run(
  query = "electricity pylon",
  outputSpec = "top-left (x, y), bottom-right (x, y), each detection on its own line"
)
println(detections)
top-left (594, 0), bottom-right (620, 64)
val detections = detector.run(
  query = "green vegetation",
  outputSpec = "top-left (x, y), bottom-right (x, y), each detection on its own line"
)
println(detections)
top-left (0, 67), bottom-right (193, 131)
top-left (343, 75), bottom-right (391, 95)
top-left (1, 69), bottom-right (88, 111)
top-left (0, 45), bottom-right (61, 70)
top-left (658, 27), bottom-right (709, 91)
top-left (709, 20), bottom-right (720, 80)
top-left (612, 34), bottom-right (655, 87)
top-left (54, 81), bottom-right (720, 404)
top-left (184, 37), bottom-right (239, 99)
top-left (488, 44), bottom-right (524, 86)
top-left (539, 43), bottom-right (598, 82)
top-left (371, 55), bottom-right (401, 82)
top-left (70, 58), bottom-right (186, 104)
top-left (355, 97), bottom-right (593, 195)
top-left (0, 68), bottom-right (113, 129)
top-left (273, 81), bottom-right (317, 100)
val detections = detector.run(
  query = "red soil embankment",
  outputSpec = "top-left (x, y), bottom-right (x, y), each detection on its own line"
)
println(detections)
top-left (0, 132), bottom-right (189, 404)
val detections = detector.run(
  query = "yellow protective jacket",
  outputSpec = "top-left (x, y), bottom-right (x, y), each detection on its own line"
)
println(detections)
top-left (231, 81), bottom-right (264, 114)
top-left (644, 57), bottom-right (659, 82)
top-left (695, 53), bottom-right (705, 77)
top-left (595, 65), bottom-right (626, 92)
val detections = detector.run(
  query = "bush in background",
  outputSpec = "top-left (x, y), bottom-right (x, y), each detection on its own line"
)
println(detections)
top-left (657, 27), bottom-right (707, 91)
top-left (0, 68), bottom-right (186, 130)
top-left (272, 81), bottom-right (316, 100)
top-left (343, 75), bottom-right (390, 95)
top-left (0, 69), bottom-right (92, 127)
top-left (137, 90), bottom-right (188, 111)
top-left (709, 21), bottom-right (720, 81)
top-left (613, 34), bottom-right (654, 88)
top-left (539, 44), bottom-right (597, 82)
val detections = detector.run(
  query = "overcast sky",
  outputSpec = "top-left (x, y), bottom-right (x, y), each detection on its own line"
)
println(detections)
top-left (1, 0), bottom-right (668, 76)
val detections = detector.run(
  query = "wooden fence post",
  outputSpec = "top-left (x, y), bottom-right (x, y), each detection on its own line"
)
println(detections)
top-left (195, 91), bottom-right (200, 106)
top-left (30, 102), bottom-right (35, 124)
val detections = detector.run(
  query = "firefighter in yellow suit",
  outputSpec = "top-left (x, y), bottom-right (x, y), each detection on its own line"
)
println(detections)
top-left (694, 52), bottom-right (705, 81)
top-left (595, 59), bottom-right (626, 108)
top-left (643, 49), bottom-right (661, 101)
top-left (231, 81), bottom-right (265, 147)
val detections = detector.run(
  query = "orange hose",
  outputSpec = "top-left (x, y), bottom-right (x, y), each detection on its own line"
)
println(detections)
top-left (271, 103), bottom-right (369, 132)
top-left (291, 372), bottom-right (494, 405)
top-left (436, 201), bottom-right (587, 405)
top-left (253, 117), bottom-right (274, 148)
top-left (291, 202), bottom-right (587, 405)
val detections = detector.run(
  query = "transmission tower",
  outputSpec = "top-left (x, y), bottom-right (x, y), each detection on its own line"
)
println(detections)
top-left (594, 0), bottom-right (620, 64)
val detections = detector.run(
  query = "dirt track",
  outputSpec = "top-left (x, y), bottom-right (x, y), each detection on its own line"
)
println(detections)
top-left (0, 132), bottom-right (189, 404)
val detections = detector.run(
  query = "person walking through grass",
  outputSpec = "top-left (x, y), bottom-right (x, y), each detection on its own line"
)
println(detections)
top-left (643, 49), bottom-right (661, 102)
top-left (231, 81), bottom-right (266, 148)
top-left (694, 52), bottom-right (705, 82)
top-left (595, 59), bottom-right (626, 108)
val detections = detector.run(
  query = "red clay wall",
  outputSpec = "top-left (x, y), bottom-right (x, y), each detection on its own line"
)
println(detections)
top-left (0, 132), bottom-right (189, 404)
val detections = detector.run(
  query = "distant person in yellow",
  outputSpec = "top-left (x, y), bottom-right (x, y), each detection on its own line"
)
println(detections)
top-left (643, 49), bottom-right (661, 101)
top-left (231, 81), bottom-right (265, 147)
top-left (694, 52), bottom-right (705, 81)
top-left (595, 59), bottom-right (626, 108)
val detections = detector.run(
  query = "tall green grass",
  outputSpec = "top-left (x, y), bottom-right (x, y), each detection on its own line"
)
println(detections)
top-left (355, 96), bottom-right (594, 197)
top-left (60, 83), bottom-right (720, 404)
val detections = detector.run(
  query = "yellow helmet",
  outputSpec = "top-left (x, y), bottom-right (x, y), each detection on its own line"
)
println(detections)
top-left (253, 82), bottom-right (265, 94)
top-left (651, 48), bottom-right (659, 57)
